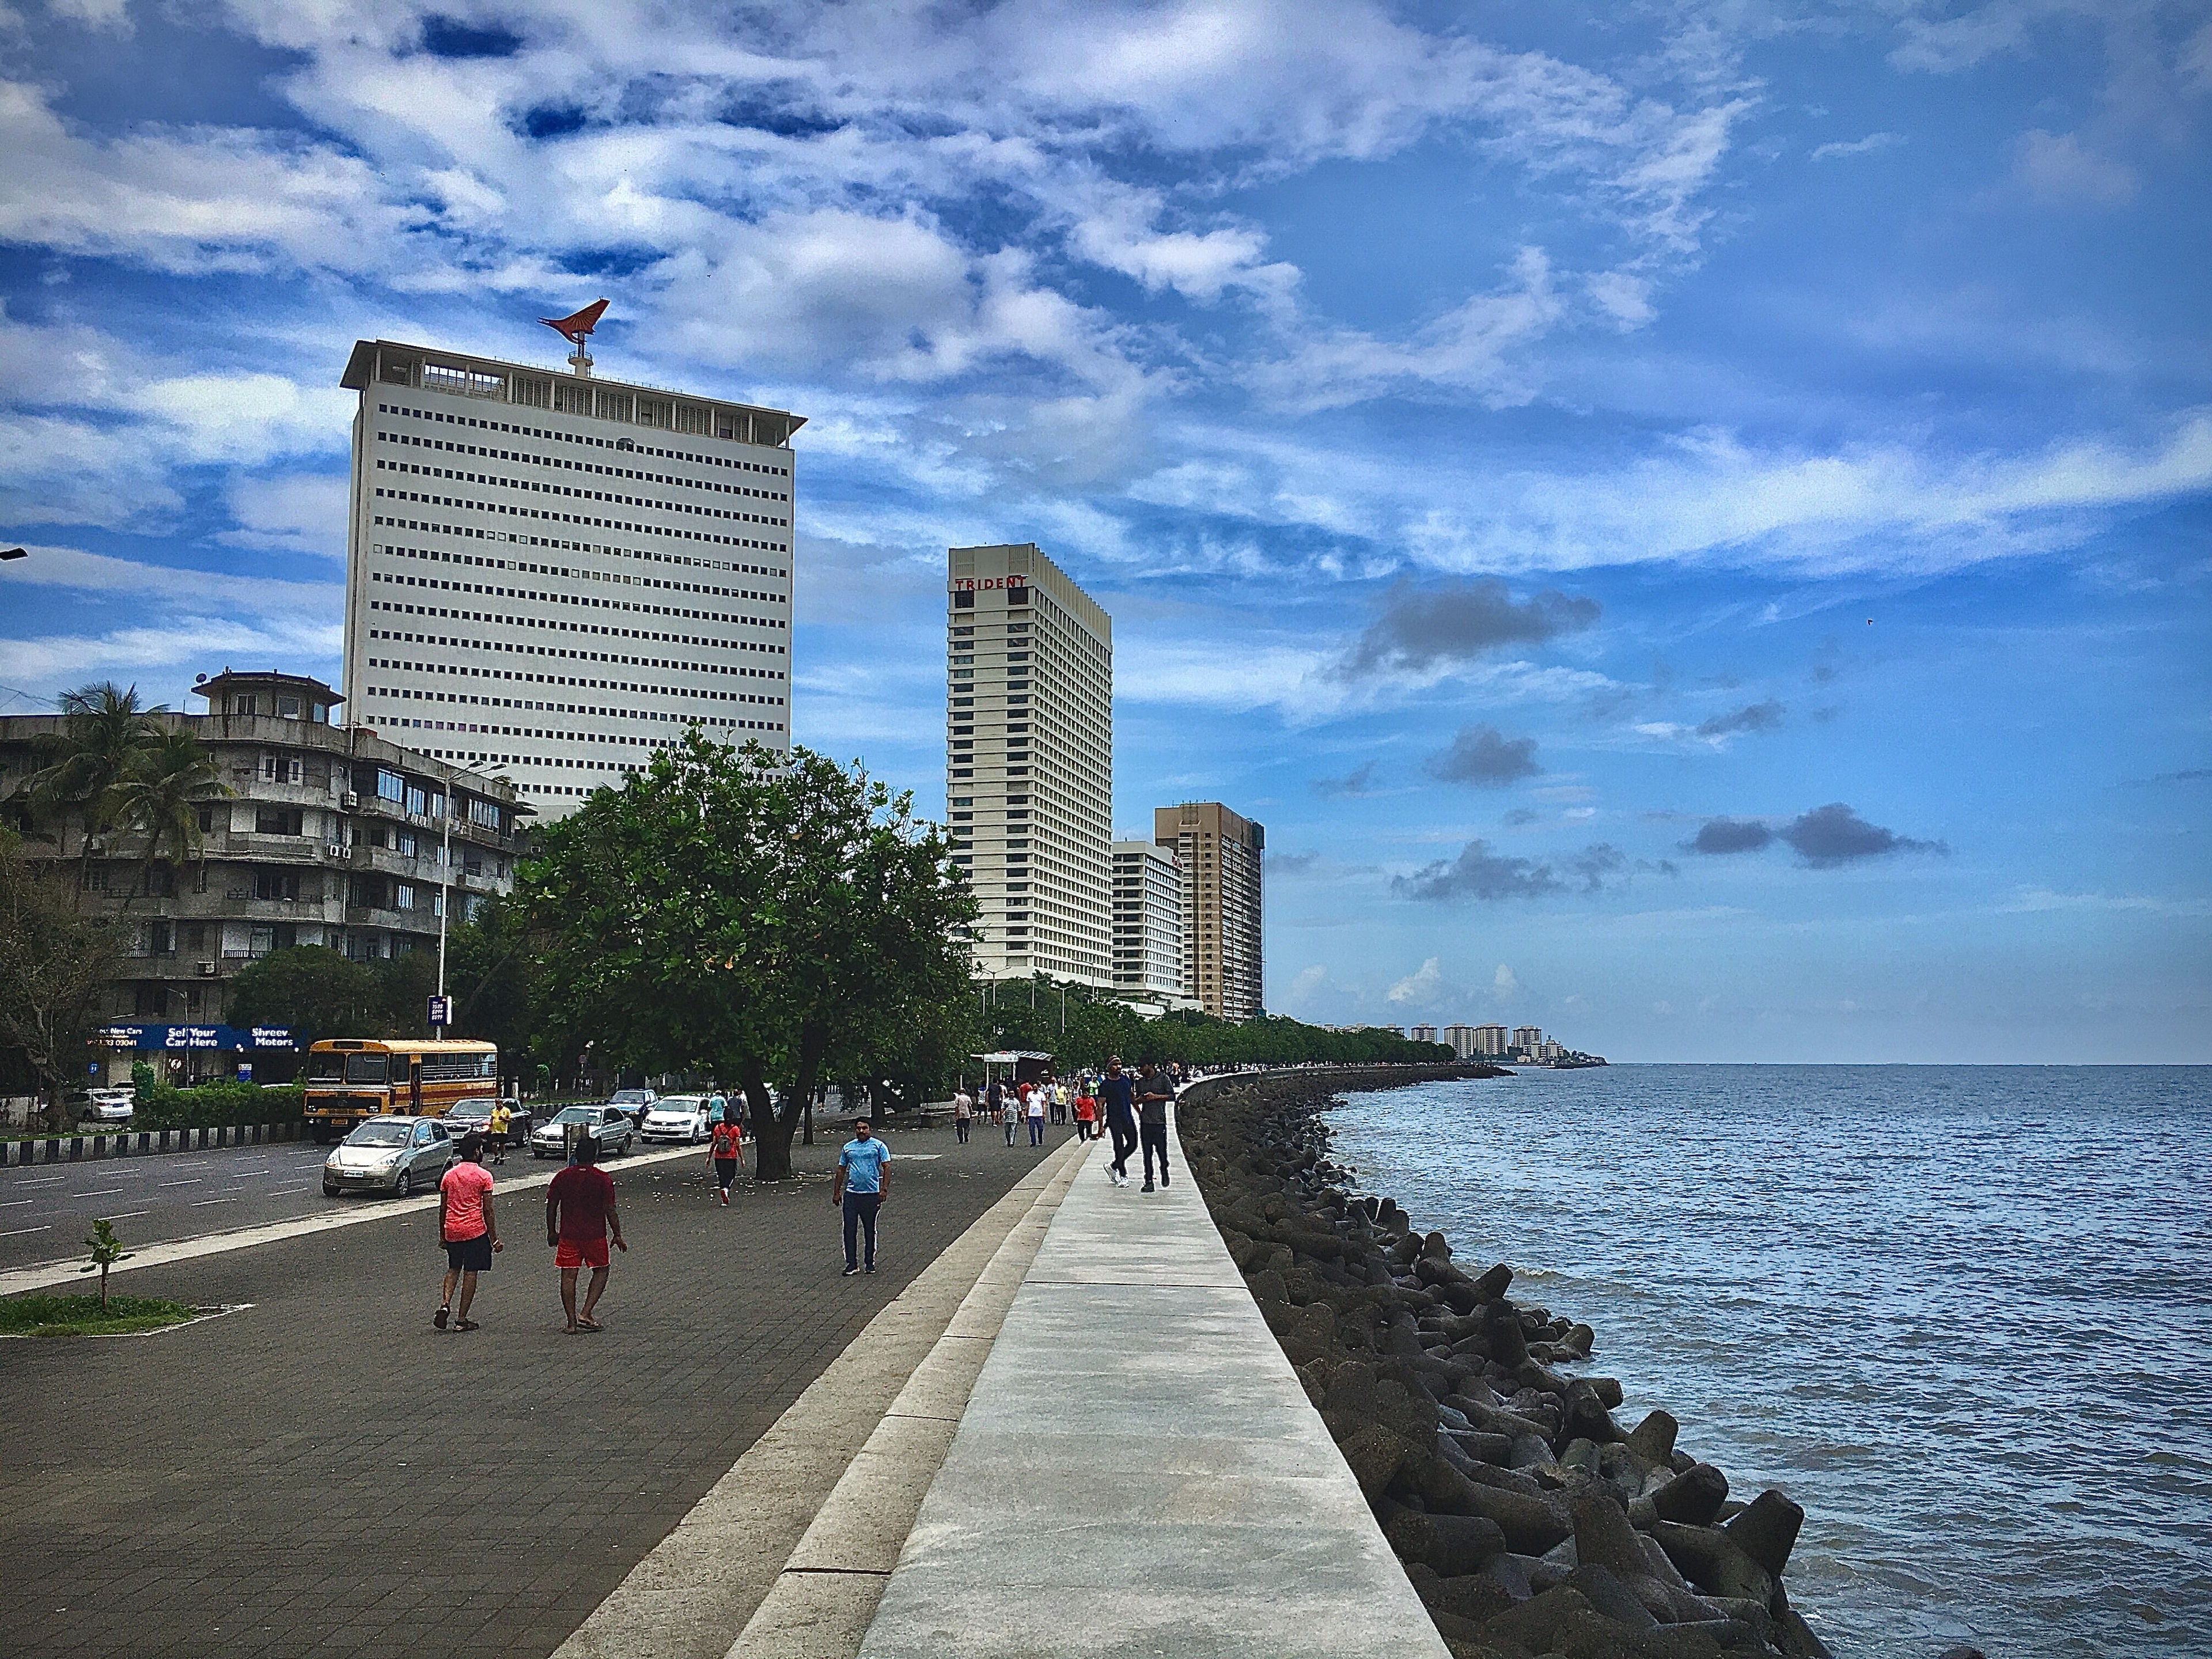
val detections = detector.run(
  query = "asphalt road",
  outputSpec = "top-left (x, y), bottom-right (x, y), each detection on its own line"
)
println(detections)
top-left (0, 1135), bottom-right (699, 1274)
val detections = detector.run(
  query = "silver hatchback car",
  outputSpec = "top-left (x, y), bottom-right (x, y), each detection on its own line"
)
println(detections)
top-left (323, 1115), bottom-right (456, 1198)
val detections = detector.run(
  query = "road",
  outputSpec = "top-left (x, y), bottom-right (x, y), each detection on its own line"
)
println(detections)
top-left (0, 1134), bottom-right (707, 1275)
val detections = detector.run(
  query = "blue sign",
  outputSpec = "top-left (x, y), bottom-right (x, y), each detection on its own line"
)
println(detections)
top-left (93, 1024), bottom-right (296, 1052)
top-left (427, 995), bottom-right (453, 1028)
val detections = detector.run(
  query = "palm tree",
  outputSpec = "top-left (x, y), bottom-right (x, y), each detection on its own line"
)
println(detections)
top-left (14, 683), bottom-right (166, 903)
top-left (109, 727), bottom-right (230, 907)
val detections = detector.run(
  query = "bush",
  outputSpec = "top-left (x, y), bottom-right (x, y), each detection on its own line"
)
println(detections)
top-left (133, 1081), bottom-right (305, 1130)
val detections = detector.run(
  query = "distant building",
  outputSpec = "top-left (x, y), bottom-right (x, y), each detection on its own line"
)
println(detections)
top-left (1474, 1024), bottom-right (1510, 1057)
top-left (1513, 1025), bottom-right (1544, 1052)
top-left (1408, 1025), bottom-right (1438, 1044)
top-left (339, 335), bottom-right (801, 821)
top-left (1442, 1023), bottom-right (1477, 1059)
top-left (1153, 801), bottom-right (1265, 1021)
top-left (1111, 839), bottom-right (1184, 1002)
top-left (0, 669), bottom-right (520, 1084)
top-left (948, 544), bottom-right (1114, 987)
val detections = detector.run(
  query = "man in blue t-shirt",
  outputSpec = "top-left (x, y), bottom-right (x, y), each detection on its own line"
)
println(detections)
top-left (831, 1119), bottom-right (892, 1276)
top-left (1097, 1057), bottom-right (1139, 1189)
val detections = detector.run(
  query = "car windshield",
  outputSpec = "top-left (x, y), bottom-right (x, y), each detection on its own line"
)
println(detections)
top-left (654, 1099), bottom-right (701, 1113)
top-left (344, 1121), bottom-right (412, 1147)
top-left (552, 1107), bottom-right (597, 1126)
top-left (448, 1101), bottom-right (490, 1119)
top-left (609, 1090), bottom-right (652, 1105)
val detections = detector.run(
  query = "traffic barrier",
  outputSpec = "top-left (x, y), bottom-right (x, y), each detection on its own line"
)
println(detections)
top-left (0, 1119), bottom-right (305, 1168)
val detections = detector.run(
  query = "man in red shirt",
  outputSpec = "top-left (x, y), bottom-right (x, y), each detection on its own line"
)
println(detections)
top-left (546, 1136), bottom-right (626, 1333)
top-left (435, 1132), bottom-right (501, 1332)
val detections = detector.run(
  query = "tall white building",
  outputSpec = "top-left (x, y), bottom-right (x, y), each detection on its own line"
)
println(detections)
top-left (339, 338), bottom-right (803, 819)
top-left (946, 544), bottom-right (1113, 986)
top-left (1112, 838), bottom-right (1184, 1001)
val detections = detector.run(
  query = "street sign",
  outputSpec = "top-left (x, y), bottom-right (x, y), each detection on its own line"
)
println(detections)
top-left (427, 995), bottom-right (453, 1028)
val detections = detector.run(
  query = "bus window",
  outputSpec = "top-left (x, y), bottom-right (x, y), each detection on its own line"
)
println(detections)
top-left (306, 1054), bottom-right (347, 1082)
top-left (344, 1055), bottom-right (390, 1084)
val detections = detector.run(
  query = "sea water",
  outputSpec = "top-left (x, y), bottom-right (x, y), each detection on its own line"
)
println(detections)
top-left (1325, 1066), bottom-right (2212, 1658)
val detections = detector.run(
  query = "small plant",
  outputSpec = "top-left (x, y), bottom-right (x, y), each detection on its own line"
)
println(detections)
top-left (81, 1217), bottom-right (133, 1312)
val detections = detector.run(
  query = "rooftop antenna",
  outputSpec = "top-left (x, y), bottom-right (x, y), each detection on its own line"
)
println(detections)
top-left (539, 298), bottom-right (610, 378)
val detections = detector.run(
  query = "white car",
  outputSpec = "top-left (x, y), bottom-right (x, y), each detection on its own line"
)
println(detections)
top-left (641, 1094), bottom-right (711, 1143)
top-left (85, 1088), bottom-right (137, 1124)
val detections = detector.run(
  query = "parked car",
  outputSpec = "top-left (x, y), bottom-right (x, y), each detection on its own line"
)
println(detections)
top-left (444, 1097), bottom-right (533, 1146)
top-left (84, 1088), bottom-right (137, 1124)
top-left (641, 1094), bottom-right (710, 1143)
top-left (529, 1104), bottom-right (637, 1160)
top-left (607, 1088), bottom-right (658, 1127)
top-left (323, 1115), bottom-right (455, 1198)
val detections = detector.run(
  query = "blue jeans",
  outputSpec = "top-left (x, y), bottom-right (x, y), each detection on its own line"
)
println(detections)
top-left (843, 1192), bottom-right (881, 1269)
top-left (1028, 1116), bottom-right (1044, 1146)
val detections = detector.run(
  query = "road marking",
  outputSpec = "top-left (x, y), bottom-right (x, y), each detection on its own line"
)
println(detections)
top-left (79, 1188), bottom-right (124, 1198)
top-left (0, 1141), bottom-right (707, 1296)
top-left (0, 1225), bottom-right (51, 1238)
top-left (108, 1211), bottom-right (148, 1221)
top-left (158, 1179), bottom-right (203, 1187)
top-left (0, 1199), bottom-right (31, 1209)
top-left (191, 1198), bottom-right (239, 1207)
top-left (13, 1177), bottom-right (65, 1187)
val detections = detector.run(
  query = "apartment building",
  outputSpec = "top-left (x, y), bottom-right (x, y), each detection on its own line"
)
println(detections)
top-left (339, 338), bottom-right (803, 819)
top-left (1153, 801), bottom-right (1265, 1021)
top-left (1111, 838), bottom-right (1185, 1001)
top-left (0, 670), bottom-right (519, 1082)
top-left (946, 545), bottom-right (1113, 986)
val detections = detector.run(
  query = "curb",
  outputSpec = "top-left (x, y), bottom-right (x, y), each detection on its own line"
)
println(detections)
top-left (0, 1120), bottom-right (304, 1169)
top-left (548, 1131), bottom-right (1094, 1659)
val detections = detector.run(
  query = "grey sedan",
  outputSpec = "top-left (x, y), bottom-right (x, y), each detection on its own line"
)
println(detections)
top-left (323, 1115), bottom-right (455, 1198)
top-left (529, 1104), bottom-right (637, 1160)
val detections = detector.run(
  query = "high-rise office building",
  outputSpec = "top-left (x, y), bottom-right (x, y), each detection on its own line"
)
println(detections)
top-left (1153, 801), bottom-right (1265, 1021)
top-left (946, 544), bottom-right (1113, 985)
top-left (1111, 838), bottom-right (1184, 1001)
top-left (339, 338), bottom-right (804, 820)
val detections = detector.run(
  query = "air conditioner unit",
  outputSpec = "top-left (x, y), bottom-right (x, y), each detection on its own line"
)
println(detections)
top-left (196, 961), bottom-right (218, 976)
top-left (342, 792), bottom-right (359, 809)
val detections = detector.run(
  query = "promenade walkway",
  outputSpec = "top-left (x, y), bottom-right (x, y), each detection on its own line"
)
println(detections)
top-left (854, 1122), bottom-right (1449, 1659)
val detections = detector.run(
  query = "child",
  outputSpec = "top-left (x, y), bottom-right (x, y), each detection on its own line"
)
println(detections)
top-left (1074, 1088), bottom-right (1097, 1142)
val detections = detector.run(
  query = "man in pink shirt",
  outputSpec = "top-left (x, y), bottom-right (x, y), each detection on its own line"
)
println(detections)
top-left (435, 1133), bottom-right (502, 1332)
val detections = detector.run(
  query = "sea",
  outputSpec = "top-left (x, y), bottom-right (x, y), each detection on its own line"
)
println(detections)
top-left (1324, 1065), bottom-right (2212, 1659)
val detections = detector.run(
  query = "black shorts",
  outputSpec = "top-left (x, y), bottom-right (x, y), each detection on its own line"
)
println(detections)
top-left (445, 1233), bottom-right (493, 1273)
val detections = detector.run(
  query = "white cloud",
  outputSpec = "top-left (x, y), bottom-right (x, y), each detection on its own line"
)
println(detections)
top-left (2013, 128), bottom-right (2138, 204)
top-left (1388, 956), bottom-right (1446, 1005)
top-left (1494, 963), bottom-right (1520, 996)
top-left (222, 474), bottom-right (353, 559)
top-left (1810, 131), bottom-right (1906, 161)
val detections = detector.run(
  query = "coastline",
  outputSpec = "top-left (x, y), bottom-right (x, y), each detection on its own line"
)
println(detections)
top-left (1179, 1066), bottom-right (1835, 1659)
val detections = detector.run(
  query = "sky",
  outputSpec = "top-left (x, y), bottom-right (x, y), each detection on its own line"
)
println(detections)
top-left (1, 0), bottom-right (2207, 1063)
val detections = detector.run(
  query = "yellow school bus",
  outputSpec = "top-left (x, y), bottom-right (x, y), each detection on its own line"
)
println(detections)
top-left (303, 1039), bottom-right (499, 1142)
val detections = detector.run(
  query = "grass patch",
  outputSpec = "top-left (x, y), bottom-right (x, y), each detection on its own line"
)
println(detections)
top-left (0, 1293), bottom-right (199, 1338)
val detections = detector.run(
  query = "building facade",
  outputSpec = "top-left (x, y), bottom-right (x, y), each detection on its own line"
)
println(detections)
top-left (1111, 838), bottom-right (1185, 1001)
top-left (1408, 1024), bottom-right (1438, 1044)
top-left (1153, 801), bottom-right (1265, 1021)
top-left (0, 671), bottom-right (520, 1082)
top-left (946, 544), bottom-right (1113, 986)
top-left (339, 338), bottom-right (803, 820)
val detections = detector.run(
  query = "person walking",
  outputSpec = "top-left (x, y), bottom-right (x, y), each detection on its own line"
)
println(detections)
top-left (1137, 1063), bottom-right (1175, 1192)
top-left (1002, 1085), bottom-right (1021, 1146)
top-left (487, 1100), bottom-right (512, 1166)
top-left (1074, 1085), bottom-right (1097, 1142)
top-left (707, 1112), bottom-right (744, 1205)
top-left (547, 1137), bottom-right (625, 1333)
top-left (953, 1085), bottom-right (974, 1145)
top-left (1099, 1057), bottom-right (1138, 1188)
top-left (832, 1118), bottom-right (891, 1276)
top-left (434, 1132), bottom-right (501, 1331)
top-left (1026, 1081), bottom-right (1047, 1147)
top-left (707, 1088), bottom-right (728, 1128)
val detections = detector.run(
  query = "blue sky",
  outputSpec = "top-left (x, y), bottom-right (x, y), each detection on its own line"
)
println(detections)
top-left (2, 0), bottom-right (2206, 1062)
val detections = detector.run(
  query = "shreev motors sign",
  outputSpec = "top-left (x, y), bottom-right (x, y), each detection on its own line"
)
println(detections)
top-left (92, 1024), bottom-right (297, 1051)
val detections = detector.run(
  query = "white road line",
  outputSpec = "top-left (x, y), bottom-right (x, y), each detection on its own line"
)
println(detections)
top-left (107, 1211), bottom-right (148, 1221)
top-left (1, 1225), bottom-right (51, 1238)
top-left (0, 1199), bottom-right (31, 1209)
top-left (13, 1177), bottom-right (65, 1187)
top-left (190, 1197), bottom-right (239, 1207)
top-left (158, 1180), bottom-right (202, 1188)
top-left (79, 1188), bottom-right (124, 1198)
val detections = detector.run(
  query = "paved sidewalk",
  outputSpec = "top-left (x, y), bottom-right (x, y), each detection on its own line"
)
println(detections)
top-left (855, 1124), bottom-right (1450, 1659)
top-left (2, 1125), bottom-right (1074, 1659)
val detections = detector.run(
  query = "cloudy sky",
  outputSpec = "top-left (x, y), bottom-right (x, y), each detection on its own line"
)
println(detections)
top-left (2, 0), bottom-right (2207, 1062)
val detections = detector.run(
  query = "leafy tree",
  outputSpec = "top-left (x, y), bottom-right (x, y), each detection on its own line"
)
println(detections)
top-left (0, 825), bottom-right (123, 1127)
top-left (224, 946), bottom-right (375, 1046)
top-left (14, 681), bottom-right (166, 899)
top-left (522, 734), bottom-right (974, 1180)
top-left (107, 726), bottom-right (229, 905)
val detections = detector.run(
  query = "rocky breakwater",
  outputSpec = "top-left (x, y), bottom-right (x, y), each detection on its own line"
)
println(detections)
top-left (1178, 1069), bottom-right (1835, 1659)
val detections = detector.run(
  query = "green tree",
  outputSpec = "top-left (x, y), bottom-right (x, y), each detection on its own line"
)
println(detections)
top-left (107, 726), bottom-right (229, 906)
top-left (224, 946), bottom-right (374, 1046)
top-left (0, 826), bottom-right (123, 1127)
top-left (14, 681), bottom-right (166, 900)
top-left (522, 734), bottom-right (975, 1180)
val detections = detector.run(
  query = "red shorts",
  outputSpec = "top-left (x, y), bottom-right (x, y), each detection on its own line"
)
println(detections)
top-left (555, 1237), bottom-right (609, 1270)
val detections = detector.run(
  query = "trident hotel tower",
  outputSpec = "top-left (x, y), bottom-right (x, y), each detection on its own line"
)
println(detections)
top-left (946, 544), bottom-right (1113, 986)
top-left (338, 337), bottom-right (803, 818)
